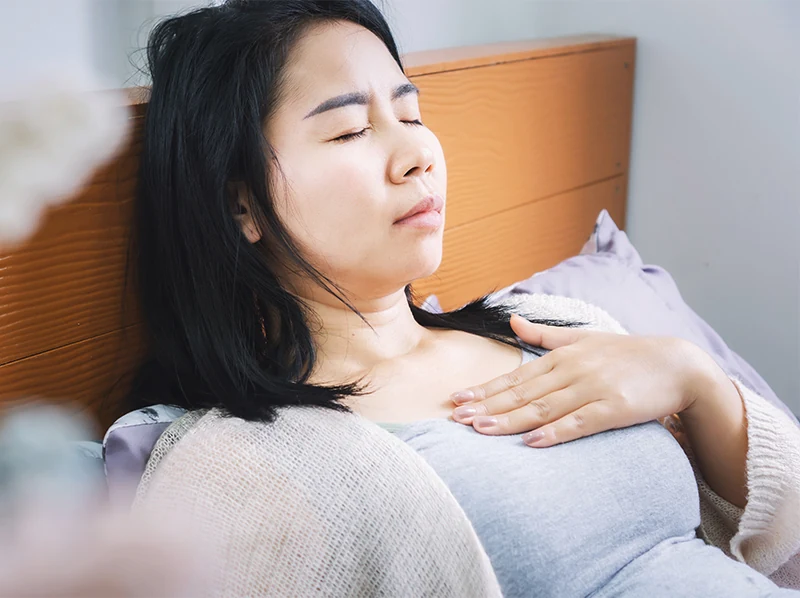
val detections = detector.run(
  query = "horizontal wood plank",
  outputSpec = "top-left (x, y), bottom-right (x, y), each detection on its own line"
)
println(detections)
top-left (0, 325), bottom-right (147, 433)
top-left (413, 43), bottom-right (634, 229)
top-left (413, 176), bottom-right (627, 310)
top-left (404, 35), bottom-right (634, 76)
top-left (0, 118), bottom-right (143, 365)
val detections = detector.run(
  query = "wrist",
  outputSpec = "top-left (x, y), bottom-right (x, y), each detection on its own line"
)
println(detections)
top-left (678, 341), bottom-right (731, 417)
top-left (677, 344), bottom-right (749, 509)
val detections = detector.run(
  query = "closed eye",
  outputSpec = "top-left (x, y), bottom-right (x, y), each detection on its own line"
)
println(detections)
top-left (330, 120), bottom-right (425, 143)
top-left (331, 128), bottom-right (369, 143)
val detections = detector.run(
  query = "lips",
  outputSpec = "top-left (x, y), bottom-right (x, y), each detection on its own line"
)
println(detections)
top-left (394, 194), bottom-right (444, 223)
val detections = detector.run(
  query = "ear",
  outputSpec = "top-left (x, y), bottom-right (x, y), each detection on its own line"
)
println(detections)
top-left (229, 181), bottom-right (262, 244)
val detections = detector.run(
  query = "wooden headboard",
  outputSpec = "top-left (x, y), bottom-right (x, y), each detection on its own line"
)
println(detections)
top-left (0, 35), bottom-right (635, 433)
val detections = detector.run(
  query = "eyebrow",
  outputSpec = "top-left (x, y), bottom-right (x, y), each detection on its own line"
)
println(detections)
top-left (303, 82), bottom-right (420, 119)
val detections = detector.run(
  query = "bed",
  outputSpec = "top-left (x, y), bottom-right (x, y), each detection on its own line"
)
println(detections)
top-left (0, 35), bottom-right (636, 433)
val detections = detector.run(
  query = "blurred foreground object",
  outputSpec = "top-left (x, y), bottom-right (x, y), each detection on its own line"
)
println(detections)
top-left (0, 406), bottom-right (210, 598)
top-left (0, 70), bottom-right (130, 245)
top-left (0, 73), bottom-right (208, 596)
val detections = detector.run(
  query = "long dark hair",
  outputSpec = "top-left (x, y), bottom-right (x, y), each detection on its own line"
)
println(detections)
top-left (131, 0), bottom-right (566, 422)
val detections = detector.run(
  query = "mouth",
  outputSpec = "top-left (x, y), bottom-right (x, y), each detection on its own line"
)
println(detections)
top-left (393, 194), bottom-right (445, 224)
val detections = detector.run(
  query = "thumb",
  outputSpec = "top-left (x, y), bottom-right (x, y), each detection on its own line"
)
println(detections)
top-left (510, 314), bottom-right (591, 349)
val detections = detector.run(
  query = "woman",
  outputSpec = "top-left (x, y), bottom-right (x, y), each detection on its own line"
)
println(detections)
top-left (132, 1), bottom-right (800, 596)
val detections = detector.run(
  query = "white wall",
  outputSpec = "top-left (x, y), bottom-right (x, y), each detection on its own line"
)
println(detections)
top-left (3, 0), bottom-right (798, 411)
top-left (0, 0), bottom-right (95, 100)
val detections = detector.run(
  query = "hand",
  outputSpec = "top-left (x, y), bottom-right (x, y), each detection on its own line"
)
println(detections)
top-left (450, 314), bottom-right (720, 447)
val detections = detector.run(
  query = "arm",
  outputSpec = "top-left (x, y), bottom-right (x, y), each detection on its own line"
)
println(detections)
top-left (677, 368), bottom-right (800, 586)
top-left (679, 361), bottom-right (749, 508)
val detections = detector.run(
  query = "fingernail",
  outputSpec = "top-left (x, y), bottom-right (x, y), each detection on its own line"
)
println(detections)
top-left (473, 416), bottom-right (497, 430)
top-left (523, 430), bottom-right (546, 445)
top-left (453, 405), bottom-right (477, 420)
top-left (450, 390), bottom-right (475, 404)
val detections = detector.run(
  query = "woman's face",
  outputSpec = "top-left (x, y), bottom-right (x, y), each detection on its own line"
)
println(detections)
top-left (263, 20), bottom-right (447, 301)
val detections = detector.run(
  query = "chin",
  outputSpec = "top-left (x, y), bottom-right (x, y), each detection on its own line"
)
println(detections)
top-left (404, 252), bottom-right (443, 284)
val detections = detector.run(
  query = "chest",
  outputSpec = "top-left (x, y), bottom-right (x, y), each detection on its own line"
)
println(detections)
top-left (343, 336), bottom-right (523, 425)
top-left (397, 419), bottom-right (701, 598)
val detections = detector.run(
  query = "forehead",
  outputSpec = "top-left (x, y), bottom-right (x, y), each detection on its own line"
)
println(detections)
top-left (281, 20), bottom-right (405, 110)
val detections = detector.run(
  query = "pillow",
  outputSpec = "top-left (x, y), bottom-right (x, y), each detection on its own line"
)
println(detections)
top-left (103, 405), bottom-right (187, 507)
top-left (427, 209), bottom-right (797, 425)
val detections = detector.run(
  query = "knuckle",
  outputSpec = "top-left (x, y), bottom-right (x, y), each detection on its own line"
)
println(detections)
top-left (598, 369), bottom-right (615, 387)
top-left (595, 400), bottom-right (614, 417)
top-left (558, 343), bottom-right (578, 356)
top-left (571, 411), bottom-right (587, 430)
top-left (616, 388), bottom-right (633, 408)
top-left (552, 345), bottom-right (576, 364)
top-left (503, 369), bottom-right (524, 388)
top-left (595, 372), bottom-right (617, 396)
top-left (526, 399), bottom-right (551, 421)
top-left (509, 384), bottom-right (528, 406)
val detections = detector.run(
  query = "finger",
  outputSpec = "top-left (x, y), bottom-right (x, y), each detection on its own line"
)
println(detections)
top-left (452, 371), bottom-right (566, 424)
top-left (509, 314), bottom-right (592, 350)
top-left (521, 401), bottom-right (615, 448)
top-left (470, 387), bottom-right (581, 435)
top-left (450, 351), bottom-right (555, 405)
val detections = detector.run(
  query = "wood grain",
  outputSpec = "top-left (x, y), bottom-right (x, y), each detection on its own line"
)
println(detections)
top-left (0, 118), bottom-right (143, 365)
top-left (0, 36), bottom-right (635, 427)
top-left (404, 35), bottom-right (633, 76)
top-left (0, 326), bottom-right (147, 434)
top-left (414, 43), bottom-right (634, 229)
top-left (413, 176), bottom-right (627, 310)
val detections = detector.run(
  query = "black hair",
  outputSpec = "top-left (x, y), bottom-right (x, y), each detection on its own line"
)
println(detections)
top-left (130, 0), bottom-right (569, 422)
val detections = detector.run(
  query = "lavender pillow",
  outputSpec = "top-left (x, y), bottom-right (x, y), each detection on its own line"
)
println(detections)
top-left (103, 404), bottom-right (187, 506)
top-left (427, 209), bottom-right (797, 424)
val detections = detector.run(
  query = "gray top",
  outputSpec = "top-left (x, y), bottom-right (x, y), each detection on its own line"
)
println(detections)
top-left (379, 349), bottom-right (798, 597)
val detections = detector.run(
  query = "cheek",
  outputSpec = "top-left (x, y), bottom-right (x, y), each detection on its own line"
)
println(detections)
top-left (273, 147), bottom-right (385, 261)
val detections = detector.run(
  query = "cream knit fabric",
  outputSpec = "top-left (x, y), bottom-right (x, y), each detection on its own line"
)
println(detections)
top-left (692, 379), bottom-right (800, 588)
top-left (135, 293), bottom-right (800, 593)
top-left (134, 408), bottom-right (502, 597)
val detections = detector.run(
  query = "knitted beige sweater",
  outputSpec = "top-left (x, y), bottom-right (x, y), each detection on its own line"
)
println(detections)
top-left (135, 294), bottom-right (800, 594)
top-left (135, 408), bottom-right (503, 597)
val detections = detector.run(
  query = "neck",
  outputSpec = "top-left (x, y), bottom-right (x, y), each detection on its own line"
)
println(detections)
top-left (299, 285), bottom-right (433, 383)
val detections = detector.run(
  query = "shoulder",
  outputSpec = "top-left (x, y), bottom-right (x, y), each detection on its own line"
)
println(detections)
top-left (137, 406), bottom-right (445, 503)
top-left (133, 409), bottom-right (502, 597)
top-left (133, 405), bottom-right (478, 555)
top-left (158, 407), bottom-right (404, 468)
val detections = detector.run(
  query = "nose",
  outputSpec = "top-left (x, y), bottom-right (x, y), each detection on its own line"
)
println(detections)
top-left (388, 136), bottom-right (435, 184)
